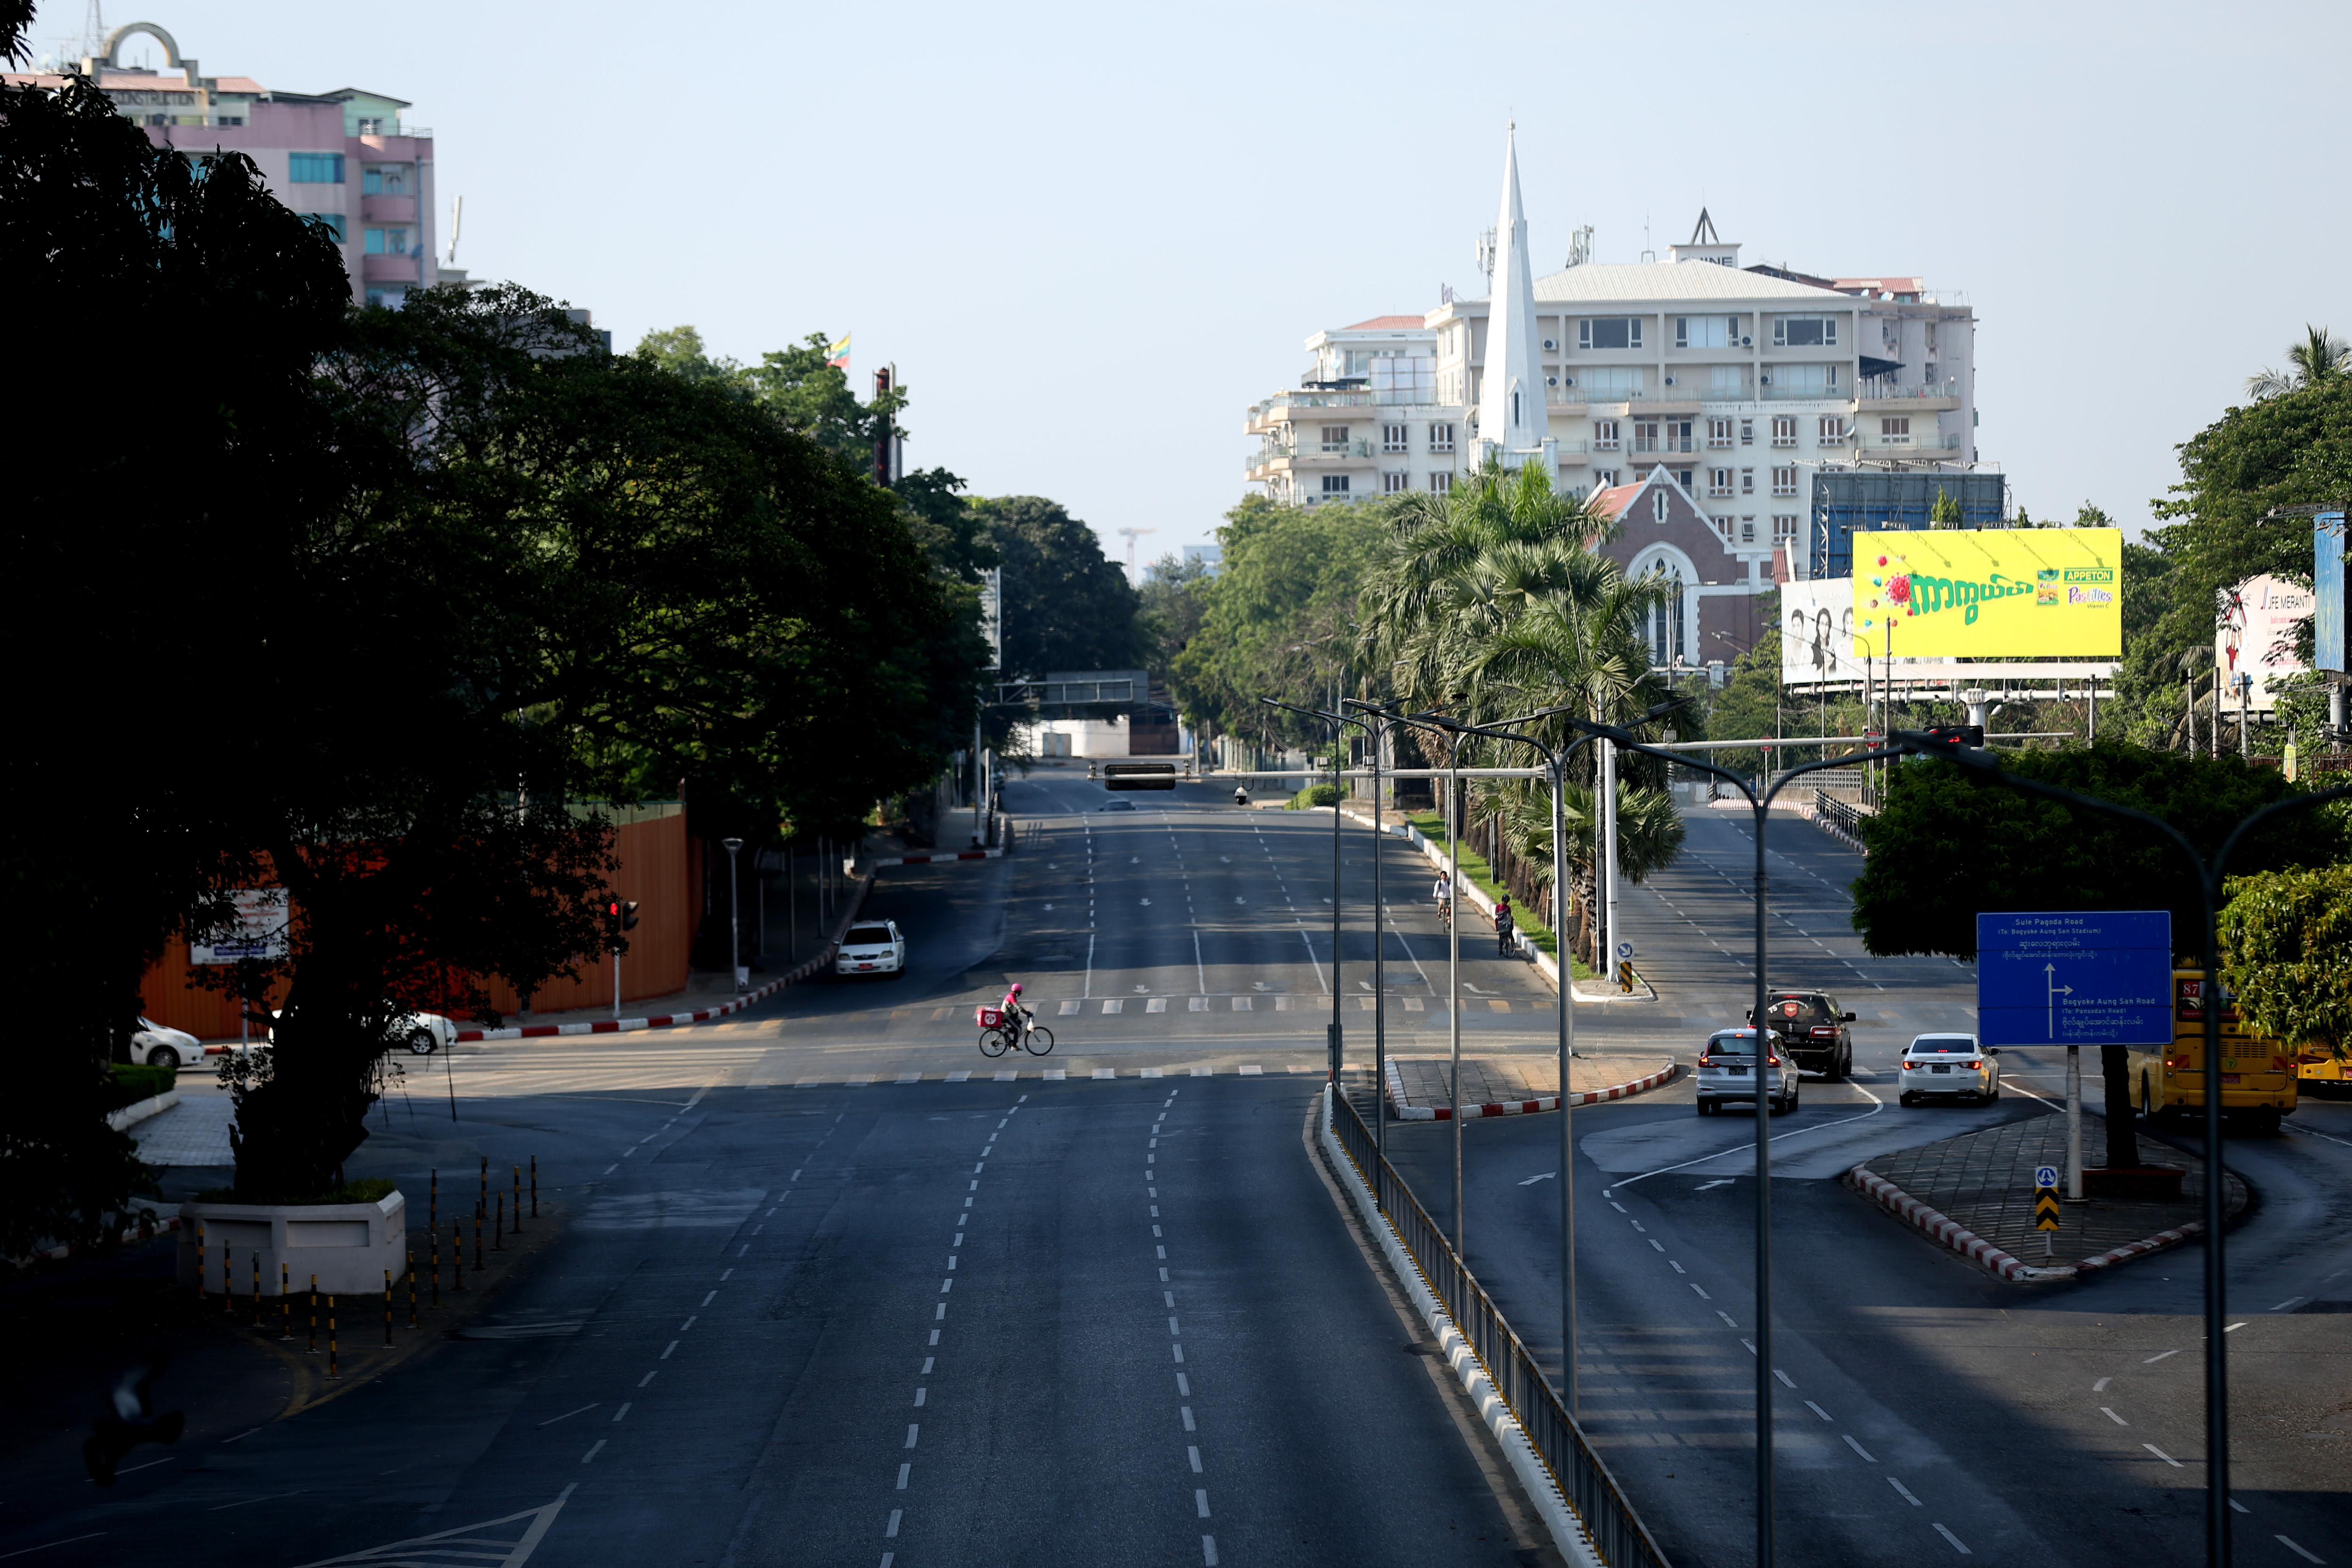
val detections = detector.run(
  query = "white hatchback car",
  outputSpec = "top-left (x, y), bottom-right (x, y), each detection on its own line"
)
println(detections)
top-left (1694, 1028), bottom-right (1799, 1116)
top-left (132, 1016), bottom-right (203, 1069)
top-left (250, 1010), bottom-right (461, 1056)
top-left (835, 920), bottom-right (907, 978)
top-left (1899, 1033), bottom-right (2001, 1105)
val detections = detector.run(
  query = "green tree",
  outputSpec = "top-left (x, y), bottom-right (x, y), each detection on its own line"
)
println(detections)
top-left (744, 331), bottom-right (904, 470)
top-left (1930, 486), bottom-right (1964, 528)
top-left (2245, 325), bottom-right (2350, 402)
top-left (2219, 863), bottom-right (2352, 1065)
top-left (1136, 552), bottom-right (1211, 678)
top-left (976, 496), bottom-right (1141, 677)
top-left (632, 324), bottom-right (743, 384)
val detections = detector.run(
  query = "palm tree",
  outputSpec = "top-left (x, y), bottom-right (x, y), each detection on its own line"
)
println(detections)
top-left (2245, 325), bottom-right (2349, 400)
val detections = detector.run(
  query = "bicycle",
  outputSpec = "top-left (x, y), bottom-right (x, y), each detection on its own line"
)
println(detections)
top-left (975, 1006), bottom-right (1055, 1058)
top-left (1436, 896), bottom-right (1453, 930)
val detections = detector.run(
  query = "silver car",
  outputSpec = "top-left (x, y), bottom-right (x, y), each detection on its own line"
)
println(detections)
top-left (1899, 1033), bottom-right (2000, 1105)
top-left (1694, 1028), bottom-right (1799, 1116)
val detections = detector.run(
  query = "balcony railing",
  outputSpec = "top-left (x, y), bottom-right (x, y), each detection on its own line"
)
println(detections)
top-left (1863, 433), bottom-right (1964, 451)
top-left (1758, 379), bottom-right (1848, 401)
top-left (1248, 438), bottom-right (1376, 471)
top-left (1254, 391), bottom-right (1373, 415)
top-left (1858, 378), bottom-right (1961, 402)
top-left (1549, 384), bottom-right (1645, 403)
top-left (1630, 438), bottom-right (1695, 455)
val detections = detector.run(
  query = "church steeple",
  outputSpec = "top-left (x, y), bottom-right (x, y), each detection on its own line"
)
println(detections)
top-left (1476, 124), bottom-right (1550, 465)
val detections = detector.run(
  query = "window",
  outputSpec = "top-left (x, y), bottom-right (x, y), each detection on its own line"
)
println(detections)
top-left (289, 152), bottom-right (345, 183)
top-left (1674, 315), bottom-right (1737, 348)
top-left (1708, 418), bottom-right (1733, 448)
top-left (1592, 419), bottom-right (1620, 450)
top-left (364, 227), bottom-right (411, 256)
top-left (1818, 416), bottom-right (1846, 445)
top-left (1591, 469), bottom-right (1617, 488)
top-left (1429, 471), bottom-right (1453, 494)
top-left (1574, 367), bottom-right (1642, 399)
top-left (1382, 424), bottom-right (1409, 453)
top-left (364, 287), bottom-right (406, 310)
top-left (1320, 475), bottom-right (1351, 495)
top-left (1320, 425), bottom-right (1350, 453)
top-left (1632, 421), bottom-right (1660, 454)
top-left (1652, 491), bottom-right (1671, 524)
top-left (1765, 364), bottom-right (1841, 397)
top-left (364, 227), bottom-right (383, 254)
top-left (1428, 423), bottom-right (1455, 453)
top-left (1924, 362), bottom-right (1938, 384)
top-left (1772, 316), bottom-right (1837, 347)
top-left (1741, 468), bottom-right (1755, 494)
top-left (301, 212), bottom-right (347, 242)
top-left (1771, 416), bottom-right (1797, 447)
top-left (1665, 420), bottom-right (1693, 453)
top-left (1673, 468), bottom-right (1696, 490)
top-left (1578, 317), bottom-right (1642, 350)
top-left (1710, 365), bottom-right (1745, 397)
top-left (1648, 562), bottom-right (1686, 664)
top-left (1772, 467), bottom-right (1798, 498)
top-left (1740, 517), bottom-right (1756, 543)
top-left (1881, 416), bottom-right (1911, 443)
top-left (1774, 515), bottom-right (1800, 546)
top-left (1709, 468), bottom-right (1733, 498)
top-left (1740, 419), bottom-right (1755, 446)
top-left (1383, 471), bottom-right (1410, 494)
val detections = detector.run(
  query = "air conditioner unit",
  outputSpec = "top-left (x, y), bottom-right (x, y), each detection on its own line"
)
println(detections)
top-left (1663, 375), bottom-right (1676, 386)
top-left (1562, 376), bottom-right (1575, 388)
top-left (1759, 373), bottom-right (1772, 385)
top-left (1546, 375), bottom-right (1558, 387)
top-left (1740, 335), bottom-right (1754, 347)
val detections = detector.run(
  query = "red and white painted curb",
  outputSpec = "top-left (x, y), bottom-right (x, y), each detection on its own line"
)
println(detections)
top-left (1842, 1164), bottom-right (2203, 1282)
top-left (453, 875), bottom-right (875, 1043)
top-left (866, 847), bottom-right (1004, 867)
top-left (1387, 1060), bottom-right (1680, 1122)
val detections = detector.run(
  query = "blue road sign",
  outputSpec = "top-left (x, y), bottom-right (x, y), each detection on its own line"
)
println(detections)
top-left (2035, 1166), bottom-right (2059, 1190)
top-left (1976, 911), bottom-right (2173, 1047)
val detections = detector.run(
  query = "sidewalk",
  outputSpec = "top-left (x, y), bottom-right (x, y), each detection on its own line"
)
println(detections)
top-left (1847, 1111), bottom-right (2249, 1282)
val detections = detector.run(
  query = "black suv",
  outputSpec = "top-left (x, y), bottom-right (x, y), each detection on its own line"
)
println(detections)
top-left (1746, 991), bottom-right (1855, 1079)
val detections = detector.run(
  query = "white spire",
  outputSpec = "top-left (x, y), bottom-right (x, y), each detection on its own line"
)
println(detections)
top-left (1475, 124), bottom-right (1550, 465)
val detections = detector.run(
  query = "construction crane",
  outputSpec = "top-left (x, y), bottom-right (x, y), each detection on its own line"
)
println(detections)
top-left (1116, 527), bottom-right (1156, 587)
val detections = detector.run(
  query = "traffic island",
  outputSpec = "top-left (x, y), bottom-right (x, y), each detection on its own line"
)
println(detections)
top-left (1844, 1110), bottom-right (2249, 1282)
top-left (1384, 1055), bottom-right (1679, 1120)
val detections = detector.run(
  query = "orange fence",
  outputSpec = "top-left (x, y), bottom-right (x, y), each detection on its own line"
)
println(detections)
top-left (136, 809), bottom-right (692, 1041)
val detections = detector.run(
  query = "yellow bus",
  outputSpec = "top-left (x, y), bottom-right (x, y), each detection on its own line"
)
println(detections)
top-left (2125, 970), bottom-right (2296, 1134)
top-left (2294, 1043), bottom-right (2352, 1095)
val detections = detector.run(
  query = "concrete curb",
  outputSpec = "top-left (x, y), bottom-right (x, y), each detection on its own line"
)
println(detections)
top-left (105, 1088), bottom-right (181, 1132)
top-left (1387, 1061), bottom-right (1681, 1122)
top-left (1842, 1162), bottom-right (2203, 1283)
top-left (13, 1213), bottom-right (181, 1268)
top-left (453, 872), bottom-right (877, 1043)
top-left (1317, 1088), bottom-right (1603, 1568)
top-left (865, 848), bottom-right (1004, 867)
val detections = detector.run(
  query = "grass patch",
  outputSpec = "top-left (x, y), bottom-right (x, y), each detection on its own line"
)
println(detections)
top-left (103, 1061), bottom-right (176, 1111)
top-left (190, 1176), bottom-right (399, 1206)
top-left (1287, 782), bottom-right (1346, 809)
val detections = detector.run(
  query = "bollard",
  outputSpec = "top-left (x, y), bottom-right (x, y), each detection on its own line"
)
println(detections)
top-left (307, 1274), bottom-right (318, 1355)
top-left (196, 1220), bottom-right (206, 1300)
top-left (430, 1168), bottom-right (438, 1234)
top-left (430, 1225), bottom-right (441, 1306)
top-left (452, 1220), bottom-right (466, 1292)
top-left (252, 1253), bottom-right (262, 1326)
top-left (280, 1263), bottom-right (292, 1341)
top-left (407, 1250), bottom-right (419, 1329)
top-left (474, 1203), bottom-right (483, 1271)
top-left (494, 1194), bottom-right (504, 1251)
top-left (384, 1270), bottom-right (393, 1346)
top-left (223, 1248), bottom-right (234, 1313)
top-left (327, 1294), bottom-right (339, 1379)
top-left (478, 1156), bottom-right (488, 1229)
top-left (512, 1165), bottom-right (522, 1234)
top-left (530, 1154), bottom-right (538, 1219)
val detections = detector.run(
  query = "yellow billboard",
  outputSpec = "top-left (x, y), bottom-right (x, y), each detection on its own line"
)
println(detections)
top-left (1851, 528), bottom-right (2122, 658)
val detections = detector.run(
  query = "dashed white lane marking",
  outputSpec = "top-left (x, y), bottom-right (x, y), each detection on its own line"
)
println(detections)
top-left (1804, 1401), bottom-right (1833, 1422)
top-left (1888, 1476), bottom-right (1923, 1506)
top-left (1843, 1434), bottom-right (1878, 1463)
top-left (1931, 1522), bottom-right (1971, 1554)
top-left (2143, 1348), bottom-right (2180, 1363)
top-left (580, 1440), bottom-right (606, 1464)
top-left (2100, 1407), bottom-right (2128, 1425)
top-left (2144, 1443), bottom-right (2184, 1467)
top-left (2276, 1537), bottom-right (2325, 1565)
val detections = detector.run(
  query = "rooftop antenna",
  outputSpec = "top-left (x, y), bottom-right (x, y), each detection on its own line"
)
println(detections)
top-left (1117, 527), bottom-right (1156, 588)
top-left (81, 0), bottom-right (105, 61)
top-left (446, 194), bottom-right (462, 263)
top-left (1477, 227), bottom-right (1496, 284)
top-left (1640, 211), bottom-right (1655, 264)
top-left (1564, 224), bottom-right (1592, 268)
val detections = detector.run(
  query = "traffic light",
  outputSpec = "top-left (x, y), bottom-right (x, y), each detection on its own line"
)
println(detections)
top-left (606, 899), bottom-right (640, 932)
top-left (1923, 724), bottom-right (1985, 748)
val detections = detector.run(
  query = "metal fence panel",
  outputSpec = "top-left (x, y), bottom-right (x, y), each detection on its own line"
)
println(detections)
top-left (1328, 1091), bottom-right (1672, 1568)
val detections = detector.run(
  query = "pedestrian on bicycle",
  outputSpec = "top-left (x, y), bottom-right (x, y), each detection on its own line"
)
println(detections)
top-left (1001, 981), bottom-right (1032, 1035)
top-left (1431, 872), bottom-right (1450, 911)
top-left (1494, 896), bottom-right (1514, 956)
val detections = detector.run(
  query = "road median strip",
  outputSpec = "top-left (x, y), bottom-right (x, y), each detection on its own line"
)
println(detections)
top-left (1385, 1059), bottom-right (1680, 1122)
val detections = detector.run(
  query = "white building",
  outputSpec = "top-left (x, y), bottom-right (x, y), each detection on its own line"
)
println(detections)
top-left (1243, 143), bottom-right (1982, 571)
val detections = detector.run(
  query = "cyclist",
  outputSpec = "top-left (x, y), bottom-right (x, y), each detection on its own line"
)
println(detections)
top-left (1000, 981), bottom-right (1034, 1042)
top-left (1431, 872), bottom-right (1452, 923)
top-left (1494, 896), bottom-right (1515, 956)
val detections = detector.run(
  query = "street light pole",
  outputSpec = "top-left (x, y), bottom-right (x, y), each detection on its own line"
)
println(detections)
top-left (1343, 699), bottom-right (1393, 1180)
top-left (722, 837), bottom-right (745, 992)
top-left (1262, 697), bottom-right (1369, 1092)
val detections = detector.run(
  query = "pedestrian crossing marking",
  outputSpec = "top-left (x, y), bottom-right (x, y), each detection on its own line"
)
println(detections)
top-left (1146, 998), bottom-right (1168, 1013)
top-left (1058, 1000), bottom-right (1080, 1016)
top-left (1233, 997), bottom-right (1252, 1011)
top-left (1102, 999), bottom-right (1123, 1014)
top-left (1189, 996), bottom-right (1209, 1011)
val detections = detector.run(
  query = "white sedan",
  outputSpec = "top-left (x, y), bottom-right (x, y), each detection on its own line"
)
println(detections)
top-left (240, 1010), bottom-right (461, 1057)
top-left (835, 920), bottom-right (907, 978)
top-left (1898, 1032), bottom-right (2001, 1105)
top-left (132, 1017), bottom-right (203, 1069)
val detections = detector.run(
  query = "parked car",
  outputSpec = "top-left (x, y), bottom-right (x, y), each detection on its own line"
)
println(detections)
top-left (1747, 991), bottom-right (1855, 1079)
top-left (1694, 1028), bottom-right (1799, 1116)
top-left (132, 1016), bottom-right (202, 1069)
top-left (835, 920), bottom-right (907, 978)
top-left (251, 1010), bottom-right (460, 1056)
top-left (1898, 1033), bottom-right (2000, 1105)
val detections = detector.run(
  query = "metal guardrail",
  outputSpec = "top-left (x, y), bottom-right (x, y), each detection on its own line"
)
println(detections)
top-left (1328, 1090), bottom-right (1671, 1568)
top-left (1812, 788), bottom-right (1868, 848)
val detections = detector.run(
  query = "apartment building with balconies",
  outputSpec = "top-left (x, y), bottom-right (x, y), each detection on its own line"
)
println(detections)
top-left (1243, 316), bottom-right (1466, 506)
top-left (7, 21), bottom-right (441, 308)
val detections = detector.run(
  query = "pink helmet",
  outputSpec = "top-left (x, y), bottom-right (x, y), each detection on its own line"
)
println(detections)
top-left (1008, 982), bottom-right (1023, 995)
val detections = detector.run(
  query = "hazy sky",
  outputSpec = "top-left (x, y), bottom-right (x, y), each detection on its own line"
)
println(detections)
top-left (37, 0), bottom-right (2351, 565)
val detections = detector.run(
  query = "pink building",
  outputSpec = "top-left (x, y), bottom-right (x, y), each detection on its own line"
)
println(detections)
top-left (8, 20), bottom-right (441, 307)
